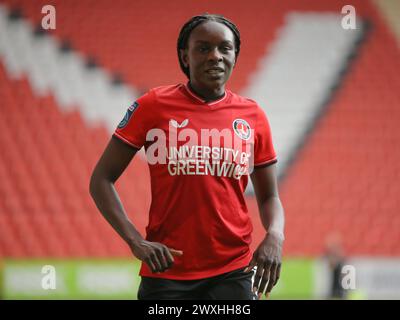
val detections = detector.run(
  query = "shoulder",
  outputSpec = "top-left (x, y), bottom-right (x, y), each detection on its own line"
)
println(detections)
top-left (228, 90), bottom-right (260, 108)
top-left (228, 90), bottom-right (267, 116)
top-left (135, 84), bottom-right (182, 112)
top-left (149, 84), bottom-right (183, 100)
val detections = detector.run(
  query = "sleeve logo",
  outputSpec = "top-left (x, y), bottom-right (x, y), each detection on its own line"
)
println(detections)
top-left (118, 101), bottom-right (139, 129)
top-left (232, 119), bottom-right (251, 140)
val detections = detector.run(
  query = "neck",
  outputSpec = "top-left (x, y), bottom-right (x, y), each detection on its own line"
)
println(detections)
top-left (188, 81), bottom-right (225, 102)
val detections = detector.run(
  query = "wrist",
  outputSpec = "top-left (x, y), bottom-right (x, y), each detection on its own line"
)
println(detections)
top-left (266, 229), bottom-right (285, 241)
top-left (126, 235), bottom-right (144, 249)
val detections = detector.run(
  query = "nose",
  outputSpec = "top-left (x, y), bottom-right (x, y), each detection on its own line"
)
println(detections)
top-left (208, 47), bottom-right (223, 62)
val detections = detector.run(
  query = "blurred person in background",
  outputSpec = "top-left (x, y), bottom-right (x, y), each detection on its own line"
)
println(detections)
top-left (90, 13), bottom-right (285, 300)
top-left (324, 233), bottom-right (347, 299)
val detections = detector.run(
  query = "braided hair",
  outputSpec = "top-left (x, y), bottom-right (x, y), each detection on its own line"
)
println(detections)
top-left (177, 13), bottom-right (241, 79)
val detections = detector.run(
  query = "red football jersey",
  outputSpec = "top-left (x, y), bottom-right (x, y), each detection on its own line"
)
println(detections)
top-left (114, 84), bottom-right (277, 279)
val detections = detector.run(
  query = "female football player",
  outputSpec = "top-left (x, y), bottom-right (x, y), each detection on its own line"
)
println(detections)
top-left (90, 13), bottom-right (285, 300)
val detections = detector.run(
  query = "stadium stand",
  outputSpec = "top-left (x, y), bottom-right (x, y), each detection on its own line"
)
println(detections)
top-left (372, 0), bottom-right (400, 44)
top-left (0, 61), bottom-right (151, 257)
top-left (0, 0), bottom-right (399, 260)
top-left (281, 3), bottom-right (400, 255)
top-left (242, 12), bottom-right (363, 177)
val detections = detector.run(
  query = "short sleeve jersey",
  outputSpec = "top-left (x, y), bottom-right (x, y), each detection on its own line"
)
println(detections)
top-left (114, 84), bottom-right (277, 280)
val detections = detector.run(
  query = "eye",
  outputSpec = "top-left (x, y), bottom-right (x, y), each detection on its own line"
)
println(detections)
top-left (220, 46), bottom-right (233, 53)
top-left (198, 46), bottom-right (210, 53)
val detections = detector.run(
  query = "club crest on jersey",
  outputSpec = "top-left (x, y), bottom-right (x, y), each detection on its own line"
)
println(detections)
top-left (232, 119), bottom-right (251, 140)
top-left (118, 101), bottom-right (139, 129)
top-left (170, 119), bottom-right (189, 128)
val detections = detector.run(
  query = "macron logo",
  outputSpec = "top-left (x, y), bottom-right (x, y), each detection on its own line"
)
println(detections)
top-left (170, 119), bottom-right (189, 128)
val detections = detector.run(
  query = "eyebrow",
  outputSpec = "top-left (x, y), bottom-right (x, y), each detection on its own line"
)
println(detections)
top-left (194, 40), bottom-right (234, 45)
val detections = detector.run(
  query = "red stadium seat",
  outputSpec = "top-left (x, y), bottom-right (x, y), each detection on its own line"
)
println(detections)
top-left (0, 0), bottom-right (399, 259)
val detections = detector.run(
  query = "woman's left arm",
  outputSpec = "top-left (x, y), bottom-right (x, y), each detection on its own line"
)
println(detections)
top-left (245, 163), bottom-right (285, 299)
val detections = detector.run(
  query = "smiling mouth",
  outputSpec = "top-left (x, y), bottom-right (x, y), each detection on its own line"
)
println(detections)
top-left (206, 68), bottom-right (224, 75)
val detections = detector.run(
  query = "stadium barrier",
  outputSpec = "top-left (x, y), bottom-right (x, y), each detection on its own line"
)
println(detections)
top-left (1, 258), bottom-right (313, 299)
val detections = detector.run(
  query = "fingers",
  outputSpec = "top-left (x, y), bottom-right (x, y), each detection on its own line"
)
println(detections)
top-left (150, 251), bottom-right (163, 273)
top-left (169, 248), bottom-right (183, 257)
top-left (252, 258), bottom-right (282, 299)
top-left (164, 247), bottom-right (175, 265)
top-left (146, 247), bottom-right (168, 273)
top-left (274, 264), bottom-right (281, 286)
top-left (244, 257), bottom-right (257, 273)
top-left (265, 262), bottom-right (277, 295)
top-left (147, 247), bottom-right (183, 273)
top-left (252, 259), bottom-right (265, 295)
top-left (159, 247), bottom-right (183, 272)
top-left (145, 257), bottom-right (156, 273)
top-left (258, 260), bottom-right (272, 297)
top-left (156, 248), bottom-right (169, 272)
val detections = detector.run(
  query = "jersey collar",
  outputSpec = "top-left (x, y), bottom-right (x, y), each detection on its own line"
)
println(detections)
top-left (183, 83), bottom-right (227, 106)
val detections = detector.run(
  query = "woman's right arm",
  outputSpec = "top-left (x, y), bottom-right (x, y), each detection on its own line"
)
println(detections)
top-left (89, 136), bottom-right (182, 273)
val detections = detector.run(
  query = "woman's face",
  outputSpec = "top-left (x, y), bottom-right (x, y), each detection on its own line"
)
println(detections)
top-left (181, 21), bottom-right (236, 92)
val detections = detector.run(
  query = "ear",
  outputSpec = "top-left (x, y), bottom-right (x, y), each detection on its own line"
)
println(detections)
top-left (180, 49), bottom-right (189, 68)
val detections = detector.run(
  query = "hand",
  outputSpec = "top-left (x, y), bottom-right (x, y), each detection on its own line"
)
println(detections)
top-left (244, 232), bottom-right (283, 299)
top-left (129, 239), bottom-right (183, 273)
